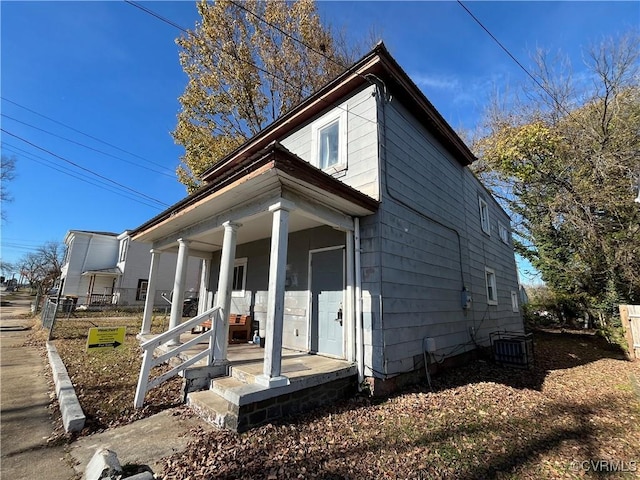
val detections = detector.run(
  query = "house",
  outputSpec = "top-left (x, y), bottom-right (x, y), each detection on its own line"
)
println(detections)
top-left (131, 43), bottom-right (524, 428)
top-left (59, 230), bottom-right (200, 308)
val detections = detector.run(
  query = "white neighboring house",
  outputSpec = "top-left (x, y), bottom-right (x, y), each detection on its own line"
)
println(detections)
top-left (59, 230), bottom-right (200, 308)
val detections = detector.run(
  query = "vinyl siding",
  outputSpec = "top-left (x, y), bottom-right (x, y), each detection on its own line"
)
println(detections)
top-left (377, 97), bottom-right (523, 375)
top-left (280, 84), bottom-right (380, 200)
top-left (206, 226), bottom-right (346, 352)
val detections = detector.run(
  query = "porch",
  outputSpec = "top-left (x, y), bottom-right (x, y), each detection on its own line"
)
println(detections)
top-left (147, 331), bottom-right (357, 432)
top-left (131, 143), bottom-right (377, 429)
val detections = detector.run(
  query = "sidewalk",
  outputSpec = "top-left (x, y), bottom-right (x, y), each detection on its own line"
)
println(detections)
top-left (0, 289), bottom-right (76, 480)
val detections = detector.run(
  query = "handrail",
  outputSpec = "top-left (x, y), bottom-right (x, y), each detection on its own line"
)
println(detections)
top-left (134, 306), bottom-right (221, 408)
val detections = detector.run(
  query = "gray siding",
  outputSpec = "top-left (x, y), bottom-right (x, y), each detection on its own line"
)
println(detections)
top-left (376, 98), bottom-right (523, 375)
top-left (280, 84), bottom-right (380, 200)
top-left (207, 226), bottom-right (345, 351)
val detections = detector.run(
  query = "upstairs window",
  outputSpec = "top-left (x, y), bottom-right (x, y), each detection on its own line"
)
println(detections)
top-left (119, 238), bottom-right (129, 262)
top-left (311, 109), bottom-right (347, 173)
top-left (479, 198), bottom-right (490, 235)
top-left (485, 267), bottom-right (498, 305)
top-left (498, 223), bottom-right (510, 244)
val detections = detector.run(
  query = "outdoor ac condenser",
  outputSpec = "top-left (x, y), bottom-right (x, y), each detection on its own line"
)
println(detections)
top-left (490, 332), bottom-right (534, 369)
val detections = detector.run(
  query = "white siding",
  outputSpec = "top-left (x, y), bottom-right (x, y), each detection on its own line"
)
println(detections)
top-left (116, 237), bottom-right (201, 306)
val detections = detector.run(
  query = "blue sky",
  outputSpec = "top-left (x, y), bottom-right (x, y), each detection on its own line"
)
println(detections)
top-left (1, 1), bottom-right (638, 285)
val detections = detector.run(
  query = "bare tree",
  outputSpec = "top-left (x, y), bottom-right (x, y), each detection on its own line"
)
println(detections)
top-left (1, 155), bottom-right (17, 222)
top-left (17, 241), bottom-right (64, 296)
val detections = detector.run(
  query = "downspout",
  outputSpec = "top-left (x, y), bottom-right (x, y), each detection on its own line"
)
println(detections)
top-left (354, 217), bottom-right (364, 385)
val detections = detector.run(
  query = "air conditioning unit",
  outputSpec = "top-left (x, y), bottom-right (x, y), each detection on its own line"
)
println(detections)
top-left (490, 332), bottom-right (534, 369)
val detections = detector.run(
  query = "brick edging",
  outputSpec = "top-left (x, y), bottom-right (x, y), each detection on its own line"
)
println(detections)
top-left (46, 341), bottom-right (86, 432)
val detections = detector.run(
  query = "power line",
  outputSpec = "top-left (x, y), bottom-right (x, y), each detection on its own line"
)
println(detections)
top-left (1, 129), bottom-right (170, 208)
top-left (124, 0), bottom-right (377, 127)
top-left (0, 97), bottom-right (171, 171)
top-left (2, 142), bottom-right (166, 209)
top-left (456, 1), bottom-right (579, 122)
top-left (228, 0), bottom-right (349, 71)
top-left (1, 114), bottom-right (175, 178)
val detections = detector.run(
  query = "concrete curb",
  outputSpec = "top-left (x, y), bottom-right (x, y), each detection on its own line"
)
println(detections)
top-left (46, 341), bottom-right (86, 432)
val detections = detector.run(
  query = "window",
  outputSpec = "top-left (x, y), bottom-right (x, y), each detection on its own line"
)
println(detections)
top-left (479, 198), bottom-right (490, 235)
top-left (511, 290), bottom-right (519, 312)
top-left (485, 267), bottom-right (497, 305)
top-left (119, 238), bottom-right (129, 262)
top-left (311, 109), bottom-right (347, 173)
top-left (498, 223), bottom-right (509, 244)
top-left (136, 279), bottom-right (148, 301)
top-left (231, 258), bottom-right (248, 296)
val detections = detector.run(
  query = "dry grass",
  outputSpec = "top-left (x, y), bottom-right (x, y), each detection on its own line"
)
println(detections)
top-left (34, 315), bottom-right (640, 479)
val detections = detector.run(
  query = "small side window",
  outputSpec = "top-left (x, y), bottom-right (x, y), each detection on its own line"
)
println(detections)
top-left (479, 198), bottom-right (490, 235)
top-left (485, 267), bottom-right (497, 305)
top-left (511, 290), bottom-right (519, 312)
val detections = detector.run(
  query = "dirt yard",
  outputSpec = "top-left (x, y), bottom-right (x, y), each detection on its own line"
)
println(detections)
top-left (40, 318), bottom-right (640, 479)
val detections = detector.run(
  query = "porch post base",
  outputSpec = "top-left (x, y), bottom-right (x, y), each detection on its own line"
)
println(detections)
top-left (211, 358), bottom-right (230, 368)
top-left (255, 374), bottom-right (290, 388)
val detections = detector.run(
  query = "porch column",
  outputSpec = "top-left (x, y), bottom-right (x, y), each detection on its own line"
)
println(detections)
top-left (345, 229), bottom-right (355, 362)
top-left (140, 249), bottom-right (161, 335)
top-left (168, 238), bottom-right (190, 345)
top-left (211, 221), bottom-right (241, 365)
top-left (256, 200), bottom-right (295, 388)
top-left (198, 257), bottom-right (212, 315)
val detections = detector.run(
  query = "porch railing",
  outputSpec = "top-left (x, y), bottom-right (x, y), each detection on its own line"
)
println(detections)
top-left (134, 306), bottom-right (222, 408)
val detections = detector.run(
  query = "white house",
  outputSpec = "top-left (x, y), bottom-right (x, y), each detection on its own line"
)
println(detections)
top-left (130, 43), bottom-right (525, 428)
top-left (59, 230), bottom-right (200, 308)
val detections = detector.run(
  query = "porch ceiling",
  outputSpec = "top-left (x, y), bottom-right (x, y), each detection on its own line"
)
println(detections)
top-left (131, 143), bottom-right (378, 255)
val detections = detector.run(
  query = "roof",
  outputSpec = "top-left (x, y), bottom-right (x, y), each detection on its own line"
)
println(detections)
top-left (130, 42), bottom-right (474, 240)
top-left (199, 42), bottom-right (475, 184)
top-left (130, 142), bottom-right (378, 239)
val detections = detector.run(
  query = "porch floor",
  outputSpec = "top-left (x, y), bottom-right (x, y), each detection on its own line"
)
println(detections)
top-left (141, 331), bottom-right (358, 431)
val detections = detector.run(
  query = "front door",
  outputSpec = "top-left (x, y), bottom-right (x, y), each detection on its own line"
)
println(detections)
top-left (310, 248), bottom-right (344, 357)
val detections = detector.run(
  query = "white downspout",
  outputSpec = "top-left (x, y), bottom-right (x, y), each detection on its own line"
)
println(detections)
top-left (355, 217), bottom-right (364, 384)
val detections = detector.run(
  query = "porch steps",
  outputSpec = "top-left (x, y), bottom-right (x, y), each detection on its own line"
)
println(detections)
top-left (186, 358), bottom-right (358, 432)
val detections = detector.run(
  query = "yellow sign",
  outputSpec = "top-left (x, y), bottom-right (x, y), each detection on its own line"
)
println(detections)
top-left (86, 327), bottom-right (126, 351)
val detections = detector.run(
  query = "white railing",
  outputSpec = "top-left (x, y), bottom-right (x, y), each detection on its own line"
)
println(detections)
top-left (134, 306), bottom-right (222, 408)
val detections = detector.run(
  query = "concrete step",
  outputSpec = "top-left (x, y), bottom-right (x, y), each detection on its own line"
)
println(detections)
top-left (187, 390), bottom-right (239, 431)
top-left (228, 364), bottom-right (258, 384)
top-left (210, 376), bottom-right (269, 405)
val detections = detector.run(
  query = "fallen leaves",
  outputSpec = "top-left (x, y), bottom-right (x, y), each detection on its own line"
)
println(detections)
top-left (154, 332), bottom-right (639, 479)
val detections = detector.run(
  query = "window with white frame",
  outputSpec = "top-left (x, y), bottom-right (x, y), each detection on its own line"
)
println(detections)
top-left (119, 238), bottom-right (129, 262)
top-left (136, 279), bottom-right (148, 301)
top-left (498, 223), bottom-right (509, 244)
top-left (479, 197), bottom-right (490, 235)
top-left (511, 290), bottom-right (519, 312)
top-left (231, 258), bottom-right (248, 296)
top-left (485, 267), bottom-right (498, 305)
top-left (311, 109), bottom-right (347, 172)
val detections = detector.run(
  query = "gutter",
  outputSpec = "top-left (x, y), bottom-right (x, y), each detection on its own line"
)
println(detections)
top-left (354, 217), bottom-right (364, 385)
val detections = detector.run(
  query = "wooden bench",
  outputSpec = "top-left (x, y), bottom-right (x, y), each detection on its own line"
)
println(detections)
top-left (192, 314), bottom-right (252, 344)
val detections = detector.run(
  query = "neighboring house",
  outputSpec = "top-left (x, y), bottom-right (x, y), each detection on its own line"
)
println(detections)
top-left (131, 43), bottom-right (524, 407)
top-left (59, 230), bottom-right (200, 307)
